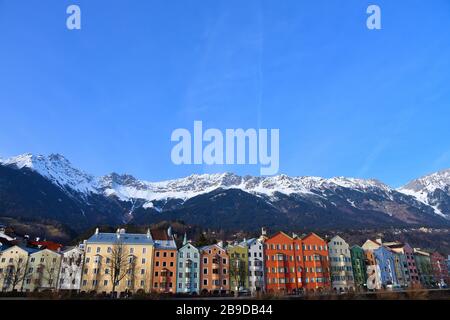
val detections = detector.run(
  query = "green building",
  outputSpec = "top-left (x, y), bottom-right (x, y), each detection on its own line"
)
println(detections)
top-left (350, 245), bottom-right (367, 291)
top-left (226, 242), bottom-right (249, 295)
top-left (413, 249), bottom-right (434, 287)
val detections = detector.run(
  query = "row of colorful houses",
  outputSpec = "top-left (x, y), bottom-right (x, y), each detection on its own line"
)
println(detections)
top-left (0, 226), bottom-right (449, 296)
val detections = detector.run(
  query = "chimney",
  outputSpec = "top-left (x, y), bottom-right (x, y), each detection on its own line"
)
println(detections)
top-left (95, 228), bottom-right (99, 235)
top-left (120, 228), bottom-right (126, 234)
top-left (146, 229), bottom-right (151, 239)
top-left (217, 240), bottom-right (224, 248)
top-left (167, 226), bottom-right (173, 238)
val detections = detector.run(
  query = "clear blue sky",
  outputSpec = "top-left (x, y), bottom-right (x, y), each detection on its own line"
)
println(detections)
top-left (1, 0), bottom-right (449, 187)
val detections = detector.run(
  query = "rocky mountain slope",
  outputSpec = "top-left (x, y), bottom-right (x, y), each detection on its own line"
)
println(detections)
top-left (0, 153), bottom-right (449, 232)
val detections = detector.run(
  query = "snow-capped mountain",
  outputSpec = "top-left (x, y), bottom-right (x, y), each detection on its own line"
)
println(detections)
top-left (0, 153), bottom-right (449, 232)
top-left (0, 153), bottom-right (97, 196)
top-left (398, 169), bottom-right (450, 218)
top-left (98, 172), bottom-right (393, 208)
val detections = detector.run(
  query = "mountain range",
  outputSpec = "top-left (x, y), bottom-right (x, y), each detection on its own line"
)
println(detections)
top-left (0, 153), bottom-right (449, 233)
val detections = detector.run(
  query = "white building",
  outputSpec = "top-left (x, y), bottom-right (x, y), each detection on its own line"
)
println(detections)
top-left (58, 244), bottom-right (85, 291)
top-left (243, 237), bottom-right (265, 295)
top-left (328, 235), bottom-right (355, 292)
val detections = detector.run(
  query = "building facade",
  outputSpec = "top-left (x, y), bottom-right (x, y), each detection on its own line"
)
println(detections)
top-left (176, 236), bottom-right (200, 294)
top-left (200, 243), bottom-right (230, 295)
top-left (23, 248), bottom-right (62, 292)
top-left (430, 252), bottom-right (449, 287)
top-left (265, 232), bottom-right (331, 294)
top-left (301, 233), bottom-right (331, 292)
top-left (362, 239), bottom-right (398, 289)
top-left (265, 232), bottom-right (303, 294)
top-left (58, 245), bottom-right (84, 291)
top-left (413, 249), bottom-right (433, 288)
top-left (385, 242), bottom-right (420, 288)
top-left (245, 238), bottom-right (265, 295)
top-left (151, 228), bottom-right (177, 293)
top-left (0, 245), bottom-right (36, 292)
top-left (328, 235), bottom-right (354, 292)
top-left (227, 242), bottom-right (249, 295)
top-left (81, 229), bottom-right (154, 296)
top-left (350, 245), bottom-right (367, 291)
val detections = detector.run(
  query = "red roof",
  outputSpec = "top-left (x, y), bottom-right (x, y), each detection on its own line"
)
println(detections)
top-left (28, 240), bottom-right (63, 251)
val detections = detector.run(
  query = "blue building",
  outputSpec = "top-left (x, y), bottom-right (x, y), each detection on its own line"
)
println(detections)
top-left (373, 245), bottom-right (398, 288)
top-left (176, 234), bottom-right (200, 294)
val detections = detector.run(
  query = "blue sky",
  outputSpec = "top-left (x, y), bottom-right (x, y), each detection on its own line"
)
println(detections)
top-left (0, 0), bottom-right (449, 187)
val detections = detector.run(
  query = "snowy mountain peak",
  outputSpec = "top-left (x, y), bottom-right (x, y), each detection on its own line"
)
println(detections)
top-left (0, 153), bottom-right (97, 195)
top-left (398, 168), bottom-right (450, 217)
top-left (400, 169), bottom-right (450, 193)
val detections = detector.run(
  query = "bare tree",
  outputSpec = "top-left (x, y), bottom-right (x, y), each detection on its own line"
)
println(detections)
top-left (42, 256), bottom-right (61, 290)
top-left (1, 255), bottom-right (30, 292)
top-left (229, 255), bottom-right (247, 297)
top-left (106, 240), bottom-right (131, 297)
top-left (125, 255), bottom-right (137, 295)
top-left (58, 251), bottom-right (83, 291)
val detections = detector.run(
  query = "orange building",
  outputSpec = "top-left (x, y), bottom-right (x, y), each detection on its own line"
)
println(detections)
top-left (265, 232), bottom-right (331, 294)
top-left (199, 243), bottom-right (230, 295)
top-left (151, 228), bottom-right (177, 293)
top-left (264, 232), bottom-right (303, 294)
top-left (301, 233), bottom-right (331, 291)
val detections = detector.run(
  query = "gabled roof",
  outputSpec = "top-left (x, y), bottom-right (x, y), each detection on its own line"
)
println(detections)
top-left (328, 235), bottom-right (347, 243)
top-left (362, 239), bottom-right (382, 250)
top-left (240, 238), bottom-right (259, 247)
top-left (30, 248), bottom-right (61, 256)
top-left (178, 242), bottom-right (199, 252)
top-left (266, 231), bottom-right (296, 241)
top-left (301, 232), bottom-right (325, 242)
top-left (200, 243), bottom-right (226, 252)
top-left (1, 245), bottom-right (40, 255)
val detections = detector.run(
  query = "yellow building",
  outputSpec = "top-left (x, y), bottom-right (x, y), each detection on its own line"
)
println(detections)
top-left (0, 245), bottom-right (37, 292)
top-left (23, 248), bottom-right (62, 292)
top-left (81, 228), bottom-right (155, 297)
